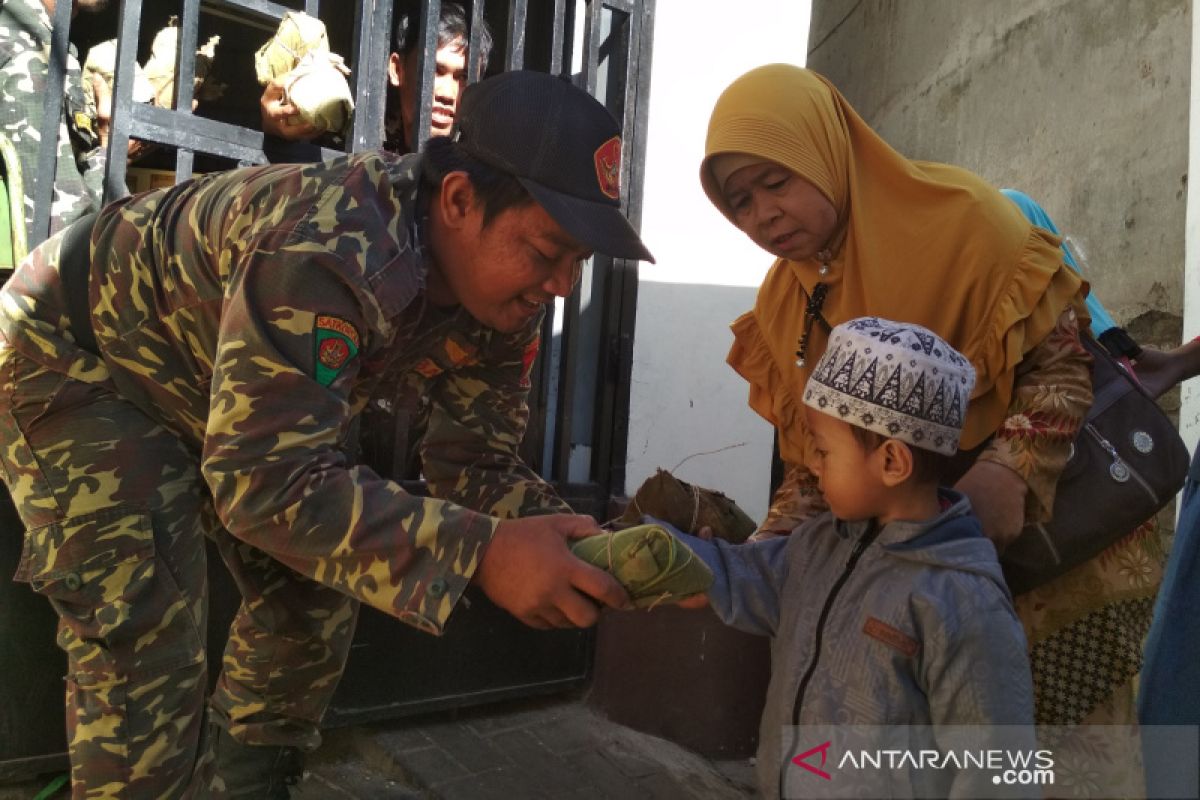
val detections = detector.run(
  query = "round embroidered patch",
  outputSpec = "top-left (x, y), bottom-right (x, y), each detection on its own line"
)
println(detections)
top-left (319, 337), bottom-right (350, 370)
top-left (313, 314), bottom-right (361, 387)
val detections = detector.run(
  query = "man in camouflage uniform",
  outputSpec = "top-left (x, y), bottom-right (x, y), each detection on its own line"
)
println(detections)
top-left (0, 0), bottom-right (108, 244)
top-left (0, 70), bottom-right (652, 798)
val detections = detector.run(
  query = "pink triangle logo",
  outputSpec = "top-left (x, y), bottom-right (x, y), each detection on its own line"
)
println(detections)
top-left (792, 740), bottom-right (833, 780)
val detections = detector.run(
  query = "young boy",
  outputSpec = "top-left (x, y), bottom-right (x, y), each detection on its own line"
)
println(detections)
top-left (681, 317), bottom-right (1035, 799)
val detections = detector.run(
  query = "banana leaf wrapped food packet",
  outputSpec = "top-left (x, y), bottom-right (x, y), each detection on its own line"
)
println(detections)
top-left (570, 524), bottom-right (713, 609)
top-left (618, 468), bottom-right (756, 544)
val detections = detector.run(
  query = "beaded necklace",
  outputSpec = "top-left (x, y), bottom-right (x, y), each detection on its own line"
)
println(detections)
top-left (794, 249), bottom-right (833, 368)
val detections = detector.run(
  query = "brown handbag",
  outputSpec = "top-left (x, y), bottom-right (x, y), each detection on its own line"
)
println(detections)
top-left (998, 334), bottom-right (1188, 594)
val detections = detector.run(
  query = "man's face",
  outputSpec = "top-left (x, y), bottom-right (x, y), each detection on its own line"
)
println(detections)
top-left (390, 38), bottom-right (468, 151)
top-left (430, 178), bottom-right (590, 334)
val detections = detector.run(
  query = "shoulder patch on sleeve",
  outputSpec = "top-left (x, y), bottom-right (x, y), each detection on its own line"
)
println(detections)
top-left (314, 314), bottom-right (360, 387)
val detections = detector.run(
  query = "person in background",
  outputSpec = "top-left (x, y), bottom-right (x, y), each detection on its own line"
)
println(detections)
top-left (1003, 188), bottom-right (1200, 398)
top-left (0, 0), bottom-right (109, 242)
top-left (260, 1), bottom-right (492, 157)
top-left (1141, 429), bottom-right (1200, 798)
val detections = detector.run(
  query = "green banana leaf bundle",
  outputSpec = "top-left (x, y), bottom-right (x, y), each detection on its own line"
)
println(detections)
top-left (571, 523), bottom-right (713, 609)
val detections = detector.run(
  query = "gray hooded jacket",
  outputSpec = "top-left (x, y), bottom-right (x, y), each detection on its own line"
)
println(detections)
top-left (687, 492), bottom-right (1035, 799)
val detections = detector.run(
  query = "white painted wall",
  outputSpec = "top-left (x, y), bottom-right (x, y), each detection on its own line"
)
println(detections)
top-left (625, 1), bottom-right (811, 522)
top-left (1185, 0), bottom-right (1200, 453)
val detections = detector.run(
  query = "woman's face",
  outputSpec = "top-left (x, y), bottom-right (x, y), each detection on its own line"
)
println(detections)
top-left (720, 160), bottom-right (838, 262)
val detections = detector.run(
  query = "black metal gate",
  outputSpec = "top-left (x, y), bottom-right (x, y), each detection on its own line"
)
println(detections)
top-left (0, 0), bottom-right (655, 779)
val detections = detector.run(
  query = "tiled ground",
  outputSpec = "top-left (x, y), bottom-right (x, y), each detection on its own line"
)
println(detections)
top-left (294, 697), bottom-right (756, 799)
top-left (1, 696), bottom-right (757, 800)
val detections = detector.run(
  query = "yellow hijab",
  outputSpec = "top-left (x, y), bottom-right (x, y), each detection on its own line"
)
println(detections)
top-left (702, 65), bottom-right (1084, 462)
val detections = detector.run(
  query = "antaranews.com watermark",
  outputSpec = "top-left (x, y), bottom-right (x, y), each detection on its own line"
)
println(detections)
top-left (779, 724), bottom-right (1198, 799)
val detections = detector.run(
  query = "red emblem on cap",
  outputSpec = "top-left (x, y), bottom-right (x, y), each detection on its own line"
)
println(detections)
top-left (318, 337), bottom-right (351, 370)
top-left (594, 136), bottom-right (622, 200)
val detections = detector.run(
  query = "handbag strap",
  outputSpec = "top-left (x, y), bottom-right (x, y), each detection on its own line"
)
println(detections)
top-left (941, 331), bottom-right (1138, 484)
top-left (1079, 333), bottom-right (1142, 421)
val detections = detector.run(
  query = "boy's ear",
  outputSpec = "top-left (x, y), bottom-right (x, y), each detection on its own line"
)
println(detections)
top-left (879, 439), bottom-right (914, 487)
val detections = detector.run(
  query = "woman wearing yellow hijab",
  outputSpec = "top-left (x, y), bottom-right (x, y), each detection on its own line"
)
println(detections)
top-left (703, 64), bottom-right (1156, 754)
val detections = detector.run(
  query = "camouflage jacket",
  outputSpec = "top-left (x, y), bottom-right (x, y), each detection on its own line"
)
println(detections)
top-left (0, 0), bottom-right (104, 244)
top-left (0, 150), bottom-right (569, 634)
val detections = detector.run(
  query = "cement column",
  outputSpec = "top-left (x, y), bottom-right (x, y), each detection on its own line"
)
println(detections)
top-left (1185, 0), bottom-right (1200, 450)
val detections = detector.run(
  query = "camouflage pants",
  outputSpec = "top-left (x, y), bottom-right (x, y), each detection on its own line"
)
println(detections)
top-left (0, 347), bottom-right (358, 798)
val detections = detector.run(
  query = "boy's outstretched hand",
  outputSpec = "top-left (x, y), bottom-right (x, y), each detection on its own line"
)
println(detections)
top-left (472, 514), bottom-right (630, 630)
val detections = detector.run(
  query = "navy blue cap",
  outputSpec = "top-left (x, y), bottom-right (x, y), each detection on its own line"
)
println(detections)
top-left (453, 70), bottom-right (654, 263)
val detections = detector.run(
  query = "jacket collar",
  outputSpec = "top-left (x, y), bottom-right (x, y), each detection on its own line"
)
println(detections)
top-left (832, 489), bottom-right (975, 547)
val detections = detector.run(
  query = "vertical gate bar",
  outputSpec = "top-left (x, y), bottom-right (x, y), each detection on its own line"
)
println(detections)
top-left (581, 0), bottom-right (601, 94)
top-left (553, 275), bottom-right (584, 481)
top-left (549, 0), bottom-right (566, 76)
top-left (553, 0), bottom-right (600, 482)
top-left (103, 0), bottom-right (145, 204)
top-left (349, 0), bottom-right (369, 145)
top-left (373, 0), bottom-right (395, 146)
top-left (30, 0), bottom-right (73, 242)
top-left (412, 0), bottom-right (442, 153)
top-left (467, 0), bottom-right (486, 83)
top-left (560, 0), bottom-right (576, 80)
top-left (174, 0), bottom-right (201, 114)
top-left (505, 0), bottom-right (527, 71)
top-left (172, 0), bottom-right (203, 184)
top-left (610, 9), bottom-right (633, 206)
top-left (590, 5), bottom-right (630, 488)
top-left (350, 0), bottom-right (394, 151)
top-left (174, 149), bottom-right (196, 183)
top-left (604, 0), bottom-right (654, 495)
top-left (304, 0), bottom-right (320, 16)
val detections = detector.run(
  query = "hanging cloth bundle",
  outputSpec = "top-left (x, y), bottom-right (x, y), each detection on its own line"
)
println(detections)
top-left (255, 11), bottom-right (354, 137)
top-left (618, 468), bottom-right (757, 544)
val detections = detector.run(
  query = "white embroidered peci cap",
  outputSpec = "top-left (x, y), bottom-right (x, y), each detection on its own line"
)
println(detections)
top-left (802, 317), bottom-right (976, 456)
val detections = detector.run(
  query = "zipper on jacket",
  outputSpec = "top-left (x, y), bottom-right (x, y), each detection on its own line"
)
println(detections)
top-left (780, 521), bottom-right (880, 799)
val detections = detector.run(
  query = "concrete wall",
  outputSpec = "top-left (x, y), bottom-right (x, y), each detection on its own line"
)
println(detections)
top-left (624, 1), bottom-right (810, 522)
top-left (1185, 3), bottom-right (1200, 448)
top-left (808, 0), bottom-right (1190, 355)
